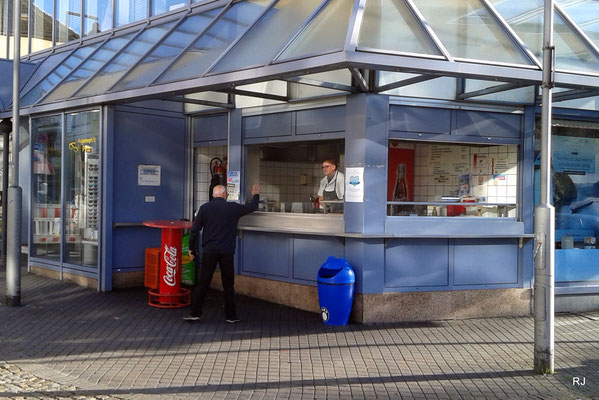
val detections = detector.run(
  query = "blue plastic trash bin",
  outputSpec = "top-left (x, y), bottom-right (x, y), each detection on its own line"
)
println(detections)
top-left (317, 256), bottom-right (355, 325)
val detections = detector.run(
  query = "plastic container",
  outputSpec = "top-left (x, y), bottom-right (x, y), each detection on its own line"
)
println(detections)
top-left (181, 233), bottom-right (196, 286)
top-left (317, 256), bottom-right (355, 325)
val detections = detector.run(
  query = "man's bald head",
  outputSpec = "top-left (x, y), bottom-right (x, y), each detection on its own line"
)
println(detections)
top-left (213, 185), bottom-right (227, 199)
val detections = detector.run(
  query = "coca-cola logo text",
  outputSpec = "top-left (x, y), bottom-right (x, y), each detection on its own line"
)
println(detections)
top-left (163, 244), bottom-right (178, 287)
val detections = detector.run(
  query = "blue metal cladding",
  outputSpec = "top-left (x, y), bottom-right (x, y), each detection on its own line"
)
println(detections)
top-left (193, 114), bottom-right (228, 143)
top-left (111, 108), bottom-right (186, 271)
top-left (455, 110), bottom-right (522, 138)
top-left (292, 235), bottom-right (345, 282)
top-left (385, 238), bottom-right (450, 287)
top-left (243, 112), bottom-right (293, 139)
top-left (453, 239), bottom-right (519, 285)
top-left (241, 232), bottom-right (291, 278)
top-left (296, 106), bottom-right (345, 135)
top-left (389, 106), bottom-right (452, 134)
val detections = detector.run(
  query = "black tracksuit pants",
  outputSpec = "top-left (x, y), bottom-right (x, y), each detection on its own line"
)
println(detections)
top-left (190, 252), bottom-right (236, 320)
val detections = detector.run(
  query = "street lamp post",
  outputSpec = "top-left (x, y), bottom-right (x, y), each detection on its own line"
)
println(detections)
top-left (6, 0), bottom-right (22, 306)
top-left (534, 0), bottom-right (555, 374)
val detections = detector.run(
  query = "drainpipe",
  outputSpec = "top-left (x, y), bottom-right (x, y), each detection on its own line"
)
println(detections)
top-left (6, 0), bottom-right (21, 306)
top-left (534, 0), bottom-right (555, 374)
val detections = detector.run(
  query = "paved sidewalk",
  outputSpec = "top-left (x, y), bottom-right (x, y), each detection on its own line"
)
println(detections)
top-left (0, 266), bottom-right (598, 399)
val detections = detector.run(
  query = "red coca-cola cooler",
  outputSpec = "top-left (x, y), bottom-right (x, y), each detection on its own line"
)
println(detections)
top-left (142, 220), bottom-right (192, 308)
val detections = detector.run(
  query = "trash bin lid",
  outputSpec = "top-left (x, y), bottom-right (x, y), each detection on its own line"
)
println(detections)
top-left (317, 256), bottom-right (355, 284)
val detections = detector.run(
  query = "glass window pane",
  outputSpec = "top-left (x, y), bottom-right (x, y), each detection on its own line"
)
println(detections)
top-left (31, 0), bottom-right (54, 52)
top-left (276, 0), bottom-right (353, 61)
top-left (114, 9), bottom-right (221, 90)
top-left (65, 110), bottom-right (100, 267)
top-left (387, 140), bottom-right (519, 218)
top-left (21, 43), bottom-right (101, 106)
top-left (358, 0), bottom-right (441, 56)
top-left (464, 79), bottom-right (535, 103)
top-left (20, 51), bottom-right (71, 96)
top-left (211, 0), bottom-right (322, 74)
top-left (158, 0), bottom-right (271, 84)
top-left (378, 71), bottom-right (457, 99)
top-left (84, 0), bottom-right (113, 36)
top-left (44, 34), bottom-right (135, 103)
top-left (491, 0), bottom-right (599, 72)
top-left (0, 0), bottom-right (6, 58)
top-left (557, 0), bottom-right (599, 47)
top-left (151, 0), bottom-right (186, 17)
top-left (77, 21), bottom-right (176, 96)
top-left (31, 114), bottom-right (63, 261)
top-left (56, 0), bottom-right (82, 44)
top-left (116, 0), bottom-right (148, 27)
top-left (412, 0), bottom-right (531, 65)
top-left (8, 0), bottom-right (29, 57)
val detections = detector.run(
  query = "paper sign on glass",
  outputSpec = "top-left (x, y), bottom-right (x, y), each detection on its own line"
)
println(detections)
top-left (345, 167), bottom-right (364, 202)
top-left (227, 171), bottom-right (241, 201)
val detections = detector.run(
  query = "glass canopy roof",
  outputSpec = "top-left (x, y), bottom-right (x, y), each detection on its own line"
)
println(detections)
top-left (9, 0), bottom-right (599, 114)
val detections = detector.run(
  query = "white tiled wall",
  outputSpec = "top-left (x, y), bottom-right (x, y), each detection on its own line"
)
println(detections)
top-left (413, 144), bottom-right (518, 204)
top-left (194, 145), bottom-right (227, 210)
top-left (257, 161), bottom-right (324, 203)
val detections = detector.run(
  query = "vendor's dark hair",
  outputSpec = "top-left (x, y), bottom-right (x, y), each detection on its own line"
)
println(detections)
top-left (323, 159), bottom-right (337, 168)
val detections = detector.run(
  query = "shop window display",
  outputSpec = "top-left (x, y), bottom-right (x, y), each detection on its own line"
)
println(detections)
top-left (388, 140), bottom-right (519, 218)
top-left (534, 120), bottom-right (599, 285)
top-left (31, 115), bottom-right (63, 259)
top-left (64, 111), bottom-right (100, 267)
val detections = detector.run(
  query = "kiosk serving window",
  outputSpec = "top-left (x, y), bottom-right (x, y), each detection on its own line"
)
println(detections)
top-left (245, 140), bottom-right (344, 214)
top-left (388, 140), bottom-right (519, 218)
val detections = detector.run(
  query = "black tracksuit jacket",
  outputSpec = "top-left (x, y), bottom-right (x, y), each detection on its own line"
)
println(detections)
top-left (189, 194), bottom-right (259, 255)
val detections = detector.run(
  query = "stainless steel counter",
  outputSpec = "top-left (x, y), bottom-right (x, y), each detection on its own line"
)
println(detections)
top-left (238, 212), bottom-right (534, 240)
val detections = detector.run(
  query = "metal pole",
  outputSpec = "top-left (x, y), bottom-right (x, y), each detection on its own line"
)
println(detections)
top-left (534, 0), bottom-right (555, 374)
top-left (1, 120), bottom-right (11, 262)
top-left (6, 0), bottom-right (21, 306)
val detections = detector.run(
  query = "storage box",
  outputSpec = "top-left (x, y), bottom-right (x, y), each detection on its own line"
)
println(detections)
top-left (144, 248), bottom-right (160, 289)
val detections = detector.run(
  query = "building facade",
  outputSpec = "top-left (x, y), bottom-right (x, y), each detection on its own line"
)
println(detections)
top-left (1, 0), bottom-right (599, 321)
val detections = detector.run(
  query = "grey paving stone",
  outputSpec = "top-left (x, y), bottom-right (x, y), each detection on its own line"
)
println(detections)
top-left (1, 265), bottom-right (599, 399)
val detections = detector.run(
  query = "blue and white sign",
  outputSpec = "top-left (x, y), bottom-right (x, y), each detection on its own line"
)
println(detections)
top-left (227, 170), bottom-right (240, 201)
top-left (345, 167), bottom-right (364, 202)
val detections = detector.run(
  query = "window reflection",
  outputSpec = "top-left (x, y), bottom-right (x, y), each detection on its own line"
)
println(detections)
top-left (151, 0), bottom-right (186, 17)
top-left (65, 111), bottom-right (100, 267)
top-left (31, 0), bottom-right (54, 52)
top-left (116, 0), bottom-right (147, 27)
top-left (55, 0), bottom-right (81, 44)
top-left (84, 0), bottom-right (113, 36)
top-left (32, 115), bottom-right (63, 260)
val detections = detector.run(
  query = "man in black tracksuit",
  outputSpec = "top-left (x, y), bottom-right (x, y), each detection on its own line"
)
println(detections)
top-left (184, 184), bottom-right (260, 323)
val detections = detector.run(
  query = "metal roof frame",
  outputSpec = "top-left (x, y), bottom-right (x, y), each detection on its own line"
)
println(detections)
top-left (6, 0), bottom-right (599, 118)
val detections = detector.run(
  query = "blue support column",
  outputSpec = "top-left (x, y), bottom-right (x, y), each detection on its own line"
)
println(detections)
top-left (228, 109), bottom-right (243, 274)
top-left (228, 108), bottom-right (242, 195)
top-left (344, 94), bottom-right (388, 295)
top-left (101, 106), bottom-right (114, 291)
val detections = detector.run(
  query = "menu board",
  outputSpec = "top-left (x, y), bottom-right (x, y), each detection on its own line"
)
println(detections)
top-left (429, 145), bottom-right (470, 178)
